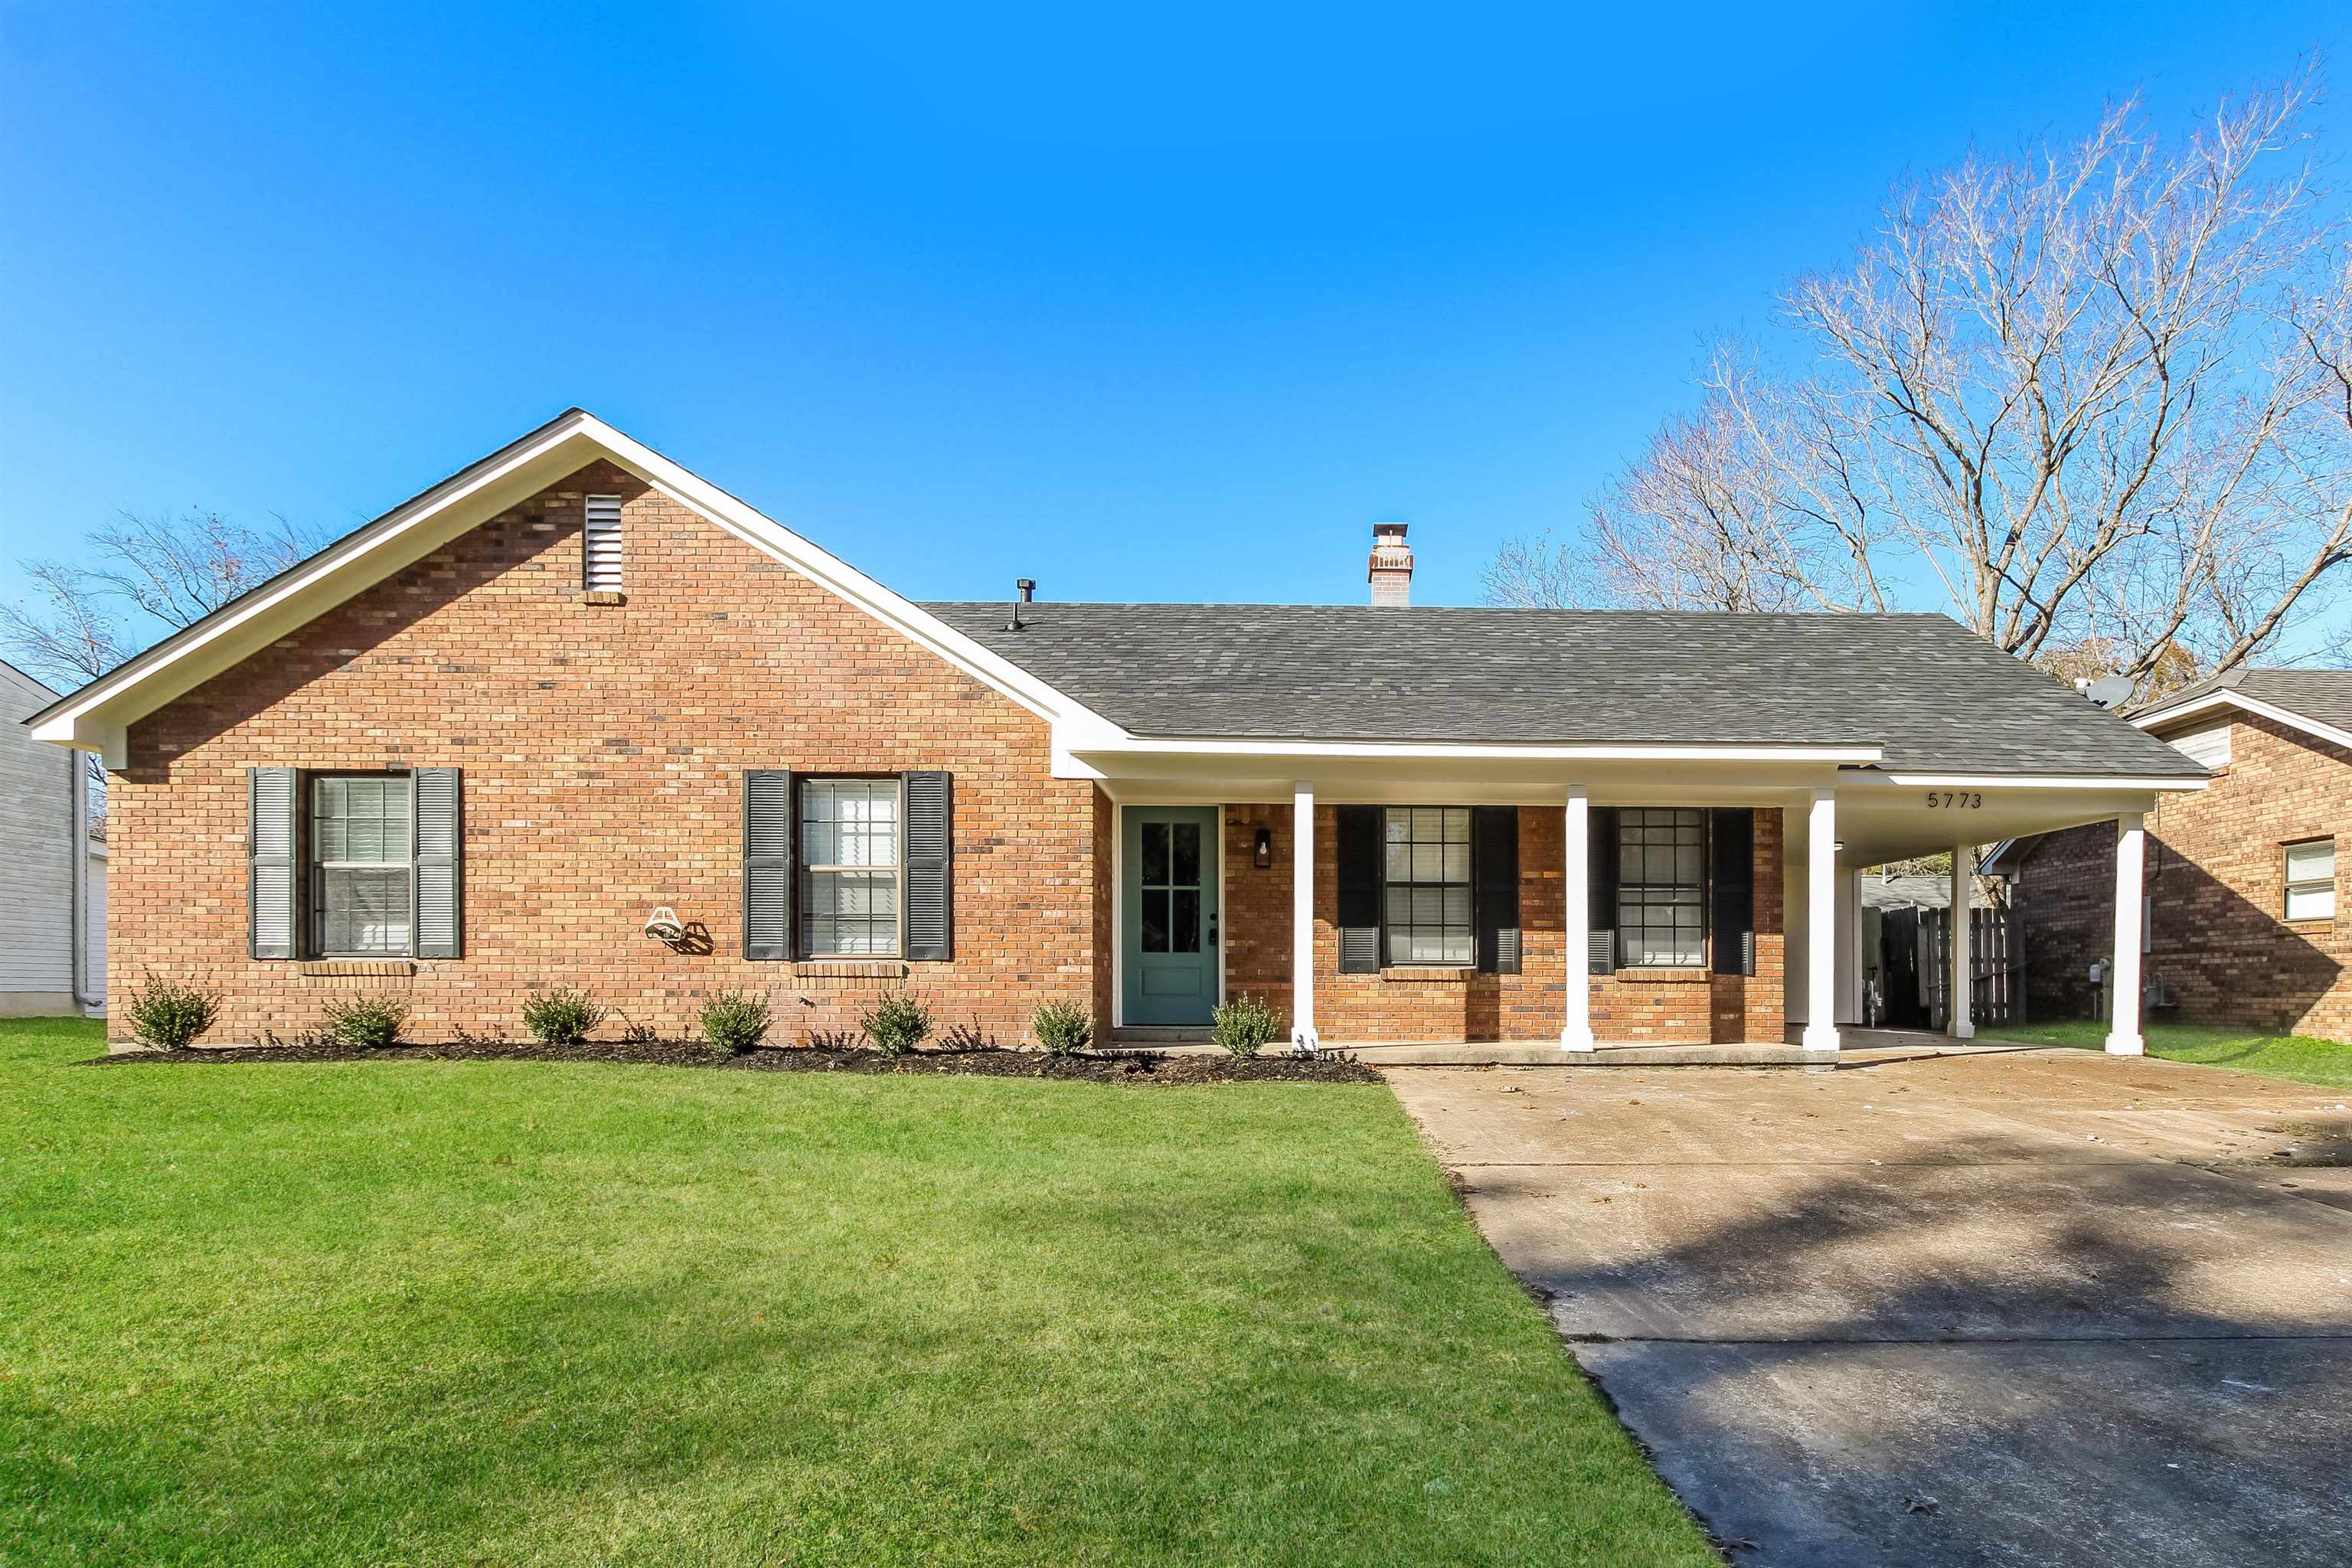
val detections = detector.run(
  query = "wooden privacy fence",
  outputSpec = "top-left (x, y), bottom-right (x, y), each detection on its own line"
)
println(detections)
top-left (1917, 905), bottom-right (2020, 1028)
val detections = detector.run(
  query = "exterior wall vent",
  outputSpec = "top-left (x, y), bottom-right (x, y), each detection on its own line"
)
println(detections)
top-left (584, 495), bottom-right (623, 593)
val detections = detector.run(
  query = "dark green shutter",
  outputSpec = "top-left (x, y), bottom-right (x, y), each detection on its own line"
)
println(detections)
top-left (743, 769), bottom-right (795, 961)
top-left (1588, 805), bottom-right (1619, 975)
top-left (412, 768), bottom-right (463, 959)
top-left (1334, 805), bottom-right (1381, 973)
top-left (249, 766), bottom-right (299, 960)
top-left (902, 770), bottom-right (952, 962)
top-left (1710, 807), bottom-right (1754, 975)
top-left (1473, 806), bottom-right (1521, 974)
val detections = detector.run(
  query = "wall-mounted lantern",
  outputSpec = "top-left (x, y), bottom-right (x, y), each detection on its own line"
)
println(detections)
top-left (1253, 827), bottom-right (1274, 869)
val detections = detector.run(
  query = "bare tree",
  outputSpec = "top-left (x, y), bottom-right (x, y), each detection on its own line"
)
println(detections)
top-left (4, 510), bottom-right (328, 824)
top-left (1492, 76), bottom-right (2352, 686)
top-left (2, 509), bottom-right (324, 691)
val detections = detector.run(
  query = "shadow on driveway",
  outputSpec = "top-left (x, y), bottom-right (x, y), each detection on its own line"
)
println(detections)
top-left (1388, 1051), bottom-right (2352, 1567)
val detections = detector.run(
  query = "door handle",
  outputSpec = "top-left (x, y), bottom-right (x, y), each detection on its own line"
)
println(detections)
top-left (1208, 913), bottom-right (1219, 947)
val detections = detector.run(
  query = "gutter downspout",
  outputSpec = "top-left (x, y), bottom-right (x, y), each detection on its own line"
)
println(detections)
top-left (70, 751), bottom-right (99, 1010)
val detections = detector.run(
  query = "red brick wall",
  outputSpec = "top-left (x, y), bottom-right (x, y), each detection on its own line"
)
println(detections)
top-left (2013, 713), bottom-right (2350, 1038)
top-left (111, 460), bottom-right (1101, 1047)
top-left (1219, 803), bottom-right (1785, 1044)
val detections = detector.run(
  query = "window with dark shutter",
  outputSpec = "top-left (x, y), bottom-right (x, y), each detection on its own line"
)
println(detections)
top-left (902, 770), bottom-right (952, 961)
top-left (1710, 807), bottom-right (1754, 975)
top-left (743, 769), bottom-right (795, 960)
top-left (1334, 805), bottom-right (1381, 973)
top-left (1473, 806), bottom-right (1521, 974)
top-left (250, 767), bottom-right (299, 959)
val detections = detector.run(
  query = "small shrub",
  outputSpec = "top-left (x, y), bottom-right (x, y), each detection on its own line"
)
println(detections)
top-left (1210, 992), bottom-right (1284, 1059)
top-left (699, 990), bottom-right (772, 1055)
top-left (859, 989), bottom-right (934, 1057)
top-left (519, 986), bottom-right (607, 1047)
top-left (808, 1027), bottom-right (858, 1050)
top-left (127, 972), bottom-right (220, 1052)
top-left (1031, 1000), bottom-right (1093, 1056)
top-left (320, 993), bottom-right (408, 1050)
top-left (939, 1018), bottom-right (995, 1051)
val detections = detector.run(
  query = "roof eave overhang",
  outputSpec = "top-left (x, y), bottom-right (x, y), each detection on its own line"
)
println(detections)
top-left (30, 410), bottom-right (1116, 766)
top-left (2129, 690), bottom-right (2352, 754)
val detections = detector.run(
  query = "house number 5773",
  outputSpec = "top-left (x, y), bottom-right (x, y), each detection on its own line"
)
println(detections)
top-left (1926, 791), bottom-right (1984, 809)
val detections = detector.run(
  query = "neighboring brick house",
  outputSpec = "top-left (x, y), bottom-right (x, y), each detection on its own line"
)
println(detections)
top-left (30, 410), bottom-right (2208, 1054)
top-left (1988, 671), bottom-right (2350, 1040)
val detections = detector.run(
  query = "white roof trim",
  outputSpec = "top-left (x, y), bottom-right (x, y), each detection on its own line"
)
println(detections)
top-left (28, 410), bottom-right (1117, 761)
top-left (1872, 771), bottom-right (2208, 791)
top-left (2130, 690), bottom-right (2352, 755)
top-left (1062, 733), bottom-right (1885, 763)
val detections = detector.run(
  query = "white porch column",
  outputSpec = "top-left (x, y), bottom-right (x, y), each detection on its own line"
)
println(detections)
top-left (1561, 785), bottom-right (1596, 1051)
top-left (2106, 812), bottom-right (2146, 1056)
top-left (1291, 781), bottom-right (1320, 1053)
top-left (1802, 786), bottom-right (1841, 1054)
top-left (1947, 842), bottom-right (1975, 1040)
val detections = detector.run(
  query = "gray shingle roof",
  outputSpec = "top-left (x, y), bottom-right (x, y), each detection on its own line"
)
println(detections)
top-left (923, 603), bottom-right (2203, 777)
top-left (2138, 668), bottom-right (2352, 737)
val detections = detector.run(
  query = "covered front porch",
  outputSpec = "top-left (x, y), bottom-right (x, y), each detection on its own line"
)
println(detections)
top-left (1075, 736), bottom-right (2193, 1060)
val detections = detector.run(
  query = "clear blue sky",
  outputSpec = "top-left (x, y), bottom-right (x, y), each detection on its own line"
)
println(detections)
top-left (2, 2), bottom-right (2347, 621)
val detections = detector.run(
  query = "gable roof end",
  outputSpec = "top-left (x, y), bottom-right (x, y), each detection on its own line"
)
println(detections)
top-left (25, 410), bottom-right (1111, 763)
top-left (2131, 668), bottom-right (2352, 753)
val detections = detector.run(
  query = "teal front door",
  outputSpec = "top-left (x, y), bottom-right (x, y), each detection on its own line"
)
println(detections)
top-left (1122, 807), bottom-right (1220, 1027)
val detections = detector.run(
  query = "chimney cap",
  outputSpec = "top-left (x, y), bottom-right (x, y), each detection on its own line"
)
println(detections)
top-left (1373, 521), bottom-right (1408, 537)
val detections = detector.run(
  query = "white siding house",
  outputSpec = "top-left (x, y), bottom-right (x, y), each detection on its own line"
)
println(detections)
top-left (0, 662), bottom-right (101, 1014)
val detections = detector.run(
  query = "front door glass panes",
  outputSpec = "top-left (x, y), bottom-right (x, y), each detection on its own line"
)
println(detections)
top-left (312, 774), bottom-right (413, 956)
top-left (1138, 820), bottom-right (1203, 953)
top-left (1384, 806), bottom-right (1472, 965)
top-left (1619, 808), bottom-right (1706, 966)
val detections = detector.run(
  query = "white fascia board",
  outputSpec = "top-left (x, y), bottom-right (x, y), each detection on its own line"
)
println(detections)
top-left (2129, 691), bottom-right (2352, 754)
top-left (29, 410), bottom-right (1118, 753)
top-left (1060, 732), bottom-right (1885, 763)
top-left (1872, 772), bottom-right (2210, 791)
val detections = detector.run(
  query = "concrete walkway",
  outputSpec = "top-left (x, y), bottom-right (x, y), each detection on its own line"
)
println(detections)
top-left (1387, 1047), bottom-right (2352, 1567)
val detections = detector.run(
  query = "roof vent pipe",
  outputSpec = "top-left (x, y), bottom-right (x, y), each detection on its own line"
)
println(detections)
top-left (1008, 578), bottom-right (1035, 631)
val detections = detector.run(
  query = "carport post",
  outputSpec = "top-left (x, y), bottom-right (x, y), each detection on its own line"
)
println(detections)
top-left (1291, 780), bottom-right (1319, 1053)
top-left (2105, 812), bottom-right (2145, 1057)
top-left (1561, 785), bottom-right (1596, 1051)
top-left (1802, 787), bottom-right (1841, 1053)
top-left (1948, 843), bottom-right (1975, 1040)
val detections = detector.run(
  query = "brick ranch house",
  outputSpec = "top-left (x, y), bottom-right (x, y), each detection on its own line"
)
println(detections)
top-left (1984, 670), bottom-right (2350, 1041)
top-left (29, 411), bottom-right (2210, 1057)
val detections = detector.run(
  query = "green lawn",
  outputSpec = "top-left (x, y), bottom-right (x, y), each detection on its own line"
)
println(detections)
top-left (0, 1018), bottom-right (1710, 1567)
top-left (1989, 1018), bottom-right (2352, 1091)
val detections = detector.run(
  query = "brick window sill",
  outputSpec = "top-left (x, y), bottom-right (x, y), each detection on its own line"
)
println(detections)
top-left (794, 961), bottom-right (910, 980)
top-left (298, 959), bottom-right (418, 980)
top-left (1380, 965), bottom-right (1475, 983)
top-left (1612, 965), bottom-right (1710, 985)
top-left (583, 590), bottom-right (626, 606)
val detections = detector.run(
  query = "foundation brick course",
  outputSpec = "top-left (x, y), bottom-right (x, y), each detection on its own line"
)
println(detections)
top-left (2011, 713), bottom-right (2349, 1039)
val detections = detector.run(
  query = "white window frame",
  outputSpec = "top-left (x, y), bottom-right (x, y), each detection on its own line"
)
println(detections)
top-left (2284, 838), bottom-right (2336, 924)
top-left (309, 771), bottom-right (415, 959)
top-left (799, 776), bottom-right (905, 958)
top-left (1381, 805), bottom-right (1474, 966)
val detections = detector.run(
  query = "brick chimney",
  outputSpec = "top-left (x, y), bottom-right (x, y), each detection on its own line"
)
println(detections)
top-left (1367, 522), bottom-right (1413, 607)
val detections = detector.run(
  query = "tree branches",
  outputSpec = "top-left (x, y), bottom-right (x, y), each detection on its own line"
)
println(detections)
top-left (1488, 74), bottom-right (2352, 688)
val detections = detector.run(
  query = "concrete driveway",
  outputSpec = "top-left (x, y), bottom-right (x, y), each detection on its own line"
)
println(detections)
top-left (1387, 1047), bottom-right (2352, 1567)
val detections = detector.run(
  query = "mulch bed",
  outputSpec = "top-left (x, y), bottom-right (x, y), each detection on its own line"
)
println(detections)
top-left (83, 1038), bottom-right (1380, 1085)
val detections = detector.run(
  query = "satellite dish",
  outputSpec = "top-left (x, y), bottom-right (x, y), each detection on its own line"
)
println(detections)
top-left (2082, 675), bottom-right (2135, 709)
